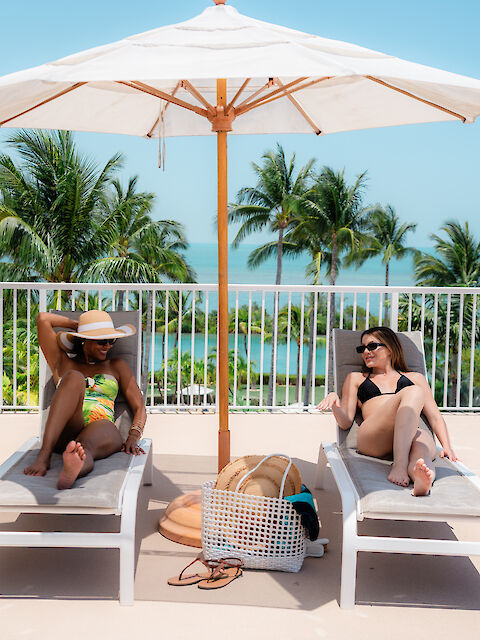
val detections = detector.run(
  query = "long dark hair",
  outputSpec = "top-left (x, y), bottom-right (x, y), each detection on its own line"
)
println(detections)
top-left (360, 326), bottom-right (409, 373)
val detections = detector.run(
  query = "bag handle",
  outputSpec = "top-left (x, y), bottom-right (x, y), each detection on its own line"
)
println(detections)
top-left (234, 454), bottom-right (293, 498)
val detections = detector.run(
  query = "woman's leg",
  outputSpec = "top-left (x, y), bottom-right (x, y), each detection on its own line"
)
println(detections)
top-left (407, 429), bottom-right (437, 496)
top-left (57, 419), bottom-right (123, 490)
top-left (388, 386), bottom-right (426, 486)
top-left (357, 386), bottom-right (426, 487)
top-left (24, 370), bottom-right (86, 476)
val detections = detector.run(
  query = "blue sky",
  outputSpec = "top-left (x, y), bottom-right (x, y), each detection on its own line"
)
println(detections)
top-left (1, 0), bottom-right (479, 249)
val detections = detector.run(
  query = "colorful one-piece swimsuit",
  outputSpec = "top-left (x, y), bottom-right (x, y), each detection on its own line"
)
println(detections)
top-left (82, 374), bottom-right (119, 426)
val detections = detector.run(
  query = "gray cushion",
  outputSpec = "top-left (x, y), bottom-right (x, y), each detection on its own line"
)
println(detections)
top-left (0, 447), bottom-right (133, 508)
top-left (41, 310), bottom-right (141, 441)
top-left (339, 446), bottom-right (480, 518)
top-left (333, 329), bottom-right (429, 449)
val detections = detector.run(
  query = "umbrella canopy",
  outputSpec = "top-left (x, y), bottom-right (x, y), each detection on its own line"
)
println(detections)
top-left (1, 3), bottom-right (480, 135)
top-left (1, 0), bottom-right (480, 471)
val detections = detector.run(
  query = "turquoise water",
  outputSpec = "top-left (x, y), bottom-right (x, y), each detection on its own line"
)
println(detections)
top-left (151, 243), bottom-right (421, 375)
top-left (151, 333), bottom-right (325, 377)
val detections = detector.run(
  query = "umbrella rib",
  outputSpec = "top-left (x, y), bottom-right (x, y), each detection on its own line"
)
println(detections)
top-left (366, 76), bottom-right (467, 122)
top-left (117, 81), bottom-right (209, 118)
top-left (146, 81), bottom-right (181, 138)
top-left (235, 78), bottom-right (275, 111)
top-left (273, 77), bottom-right (322, 135)
top-left (236, 77), bottom-right (307, 114)
top-left (236, 77), bottom-right (332, 116)
top-left (226, 78), bottom-right (251, 113)
top-left (181, 80), bottom-right (214, 110)
top-left (0, 82), bottom-right (86, 126)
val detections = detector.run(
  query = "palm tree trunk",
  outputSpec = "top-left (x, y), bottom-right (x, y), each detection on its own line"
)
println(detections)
top-left (384, 260), bottom-right (389, 324)
top-left (303, 302), bottom-right (315, 406)
top-left (141, 291), bottom-right (152, 396)
top-left (267, 228), bottom-right (284, 406)
top-left (117, 289), bottom-right (125, 311)
top-left (296, 340), bottom-right (301, 402)
top-left (327, 240), bottom-right (338, 392)
top-left (304, 254), bottom-right (322, 406)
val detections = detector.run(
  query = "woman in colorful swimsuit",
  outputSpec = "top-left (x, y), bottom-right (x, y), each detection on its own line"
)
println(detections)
top-left (24, 310), bottom-right (146, 490)
top-left (317, 326), bottom-right (457, 496)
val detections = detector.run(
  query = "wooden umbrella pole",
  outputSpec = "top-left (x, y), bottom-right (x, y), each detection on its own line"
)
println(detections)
top-left (216, 78), bottom-right (231, 472)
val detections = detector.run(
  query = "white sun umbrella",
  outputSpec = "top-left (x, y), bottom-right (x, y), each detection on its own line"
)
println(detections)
top-left (2, 0), bottom-right (480, 471)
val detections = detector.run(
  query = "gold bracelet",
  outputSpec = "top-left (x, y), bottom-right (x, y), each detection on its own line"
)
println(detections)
top-left (129, 426), bottom-right (143, 437)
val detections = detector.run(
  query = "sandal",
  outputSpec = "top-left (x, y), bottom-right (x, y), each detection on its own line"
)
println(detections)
top-left (197, 557), bottom-right (243, 590)
top-left (167, 556), bottom-right (220, 586)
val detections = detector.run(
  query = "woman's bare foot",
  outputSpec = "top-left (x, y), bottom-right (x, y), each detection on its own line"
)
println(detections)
top-left (24, 453), bottom-right (50, 476)
top-left (57, 441), bottom-right (86, 490)
top-left (413, 458), bottom-right (434, 496)
top-left (387, 464), bottom-right (410, 487)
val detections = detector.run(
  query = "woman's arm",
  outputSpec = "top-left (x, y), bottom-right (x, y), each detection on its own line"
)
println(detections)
top-left (111, 358), bottom-right (147, 455)
top-left (408, 372), bottom-right (458, 461)
top-left (36, 312), bottom-right (78, 373)
top-left (317, 373), bottom-right (360, 430)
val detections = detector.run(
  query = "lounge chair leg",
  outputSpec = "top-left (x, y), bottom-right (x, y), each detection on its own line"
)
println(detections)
top-left (314, 444), bottom-right (328, 489)
top-left (143, 443), bottom-right (153, 486)
top-left (119, 539), bottom-right (135, 605)
top-left (340, 503), bottom-right (358, 609)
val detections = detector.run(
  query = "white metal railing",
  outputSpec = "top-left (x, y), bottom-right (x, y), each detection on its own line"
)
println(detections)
top-left (1, 282), bottom-right (479, 412)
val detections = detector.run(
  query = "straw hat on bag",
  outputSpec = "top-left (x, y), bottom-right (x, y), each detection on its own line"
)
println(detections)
top-left (215, 455), bottom-right (302, 498)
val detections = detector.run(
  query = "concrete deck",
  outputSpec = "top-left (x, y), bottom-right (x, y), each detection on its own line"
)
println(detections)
top-left (0, 412), bottom-right (479, 639)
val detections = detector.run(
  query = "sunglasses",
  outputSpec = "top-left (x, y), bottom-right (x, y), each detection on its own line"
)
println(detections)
top-left (356, 342), bottom-right (385, 354)
top-left (93, 338), bottom-right (117, 346)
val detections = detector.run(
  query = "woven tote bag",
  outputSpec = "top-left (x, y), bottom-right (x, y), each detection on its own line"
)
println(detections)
top-left (201, 454), bottom-right (306, 572)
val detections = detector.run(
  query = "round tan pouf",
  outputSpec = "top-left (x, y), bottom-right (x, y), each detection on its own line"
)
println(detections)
top-left (158, 490), bottom-right (202, 548)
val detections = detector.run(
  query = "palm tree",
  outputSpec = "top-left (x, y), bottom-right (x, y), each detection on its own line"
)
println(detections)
top-left (307, 167), bottom-right (370, 286)
top-left (409, 221), bottom-right (480, 404)
top-left (228, 144), bottom-right (314, 404)
top-left (301, 166), bottom-right (371, 390)
top-left (0, 129), bottom-right (121, 282)
top-left (83, 177), bottom-right (196, 289)
top-left (414, 220), bottom-right (480, 287)
top-left (353, 204), bottom-right (418, 286)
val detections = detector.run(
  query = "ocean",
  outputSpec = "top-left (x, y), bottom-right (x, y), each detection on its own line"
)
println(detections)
top-left (187, 242), bottom-right (419, 286)
top-left (150, 243), bottom-right (423, 376)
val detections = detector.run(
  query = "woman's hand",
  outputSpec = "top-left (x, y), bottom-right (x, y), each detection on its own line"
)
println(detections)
top-left (121, 435), bottom-right (145, 456)
top-left (439, 446), bottom-right (459, 462)
top-left (316, 392), bottom-right (341, 411)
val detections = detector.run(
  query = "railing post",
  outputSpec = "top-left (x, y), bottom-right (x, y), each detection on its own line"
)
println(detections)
top-left (390, 291), bottom-right (399, 331)
top-left (38, 289), bottom-right (47, 416)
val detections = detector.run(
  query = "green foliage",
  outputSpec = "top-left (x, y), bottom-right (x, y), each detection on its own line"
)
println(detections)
top-left (0, 130), bottom-right (122, 282)
top-left (229, 143), bottom-right (314, 269)
top-left (415, 220), bottom-right (480, 287)
top-left (349, 204), bottom-right (417, 285)
top-left (2, 315), bottom-right (39, 406)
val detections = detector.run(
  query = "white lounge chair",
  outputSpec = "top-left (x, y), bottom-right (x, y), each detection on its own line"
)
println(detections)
top-left (0, 310), bottom-right (152, 605)
top-left (315, 328), bottom-right (480, 609)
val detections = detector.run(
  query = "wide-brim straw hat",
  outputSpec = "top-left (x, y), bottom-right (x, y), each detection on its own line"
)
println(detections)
top-left (57, 310), bottom-right (136, 352)
top-left (215, 455), bottom-right (302, 498)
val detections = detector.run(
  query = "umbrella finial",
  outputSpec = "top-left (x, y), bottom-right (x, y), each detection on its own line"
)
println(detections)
top-left (213, 0), bottom-right (227, 5)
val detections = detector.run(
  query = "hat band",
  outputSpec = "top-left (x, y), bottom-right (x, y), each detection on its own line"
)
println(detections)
top-left (78, 320), bottom-right (115, 333)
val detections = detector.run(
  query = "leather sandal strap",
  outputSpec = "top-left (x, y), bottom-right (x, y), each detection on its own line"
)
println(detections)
top-left (219, 556), bottom-right (243, 569)
top-left (178, 556), bottom-right (214, 581)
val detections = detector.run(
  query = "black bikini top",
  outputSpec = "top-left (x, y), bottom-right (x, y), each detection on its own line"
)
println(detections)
top-left (357, 372), bottom-right (414, 405)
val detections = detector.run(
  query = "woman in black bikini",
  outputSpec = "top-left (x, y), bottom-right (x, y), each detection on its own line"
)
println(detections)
top-left (318, 326), bottom-right (457, 496)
